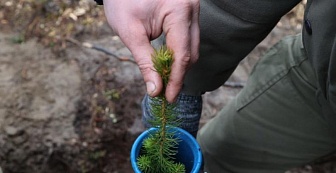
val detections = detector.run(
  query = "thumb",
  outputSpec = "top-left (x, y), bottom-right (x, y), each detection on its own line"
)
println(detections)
top-left (127, 39), bottom-right (163, 97)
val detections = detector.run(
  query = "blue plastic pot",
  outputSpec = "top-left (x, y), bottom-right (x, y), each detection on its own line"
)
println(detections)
top-left (131, 127), bottom-right (202, 173)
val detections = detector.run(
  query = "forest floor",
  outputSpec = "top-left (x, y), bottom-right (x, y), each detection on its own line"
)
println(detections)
top-left (0, 0), bottom-right (335, 173)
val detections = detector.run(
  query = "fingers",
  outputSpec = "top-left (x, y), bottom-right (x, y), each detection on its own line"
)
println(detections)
top-left (164, 25), bottom-right (190, 102)
top-left (121, 25), bottom-right (163, 98)
top-left (103, 0), bottom-right (163, 97)
top-left (163, 0), bottom-right (200, 102)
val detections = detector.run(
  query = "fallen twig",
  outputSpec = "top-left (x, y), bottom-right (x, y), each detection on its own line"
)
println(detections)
top-left (66, 37), bottom-right (137, 64)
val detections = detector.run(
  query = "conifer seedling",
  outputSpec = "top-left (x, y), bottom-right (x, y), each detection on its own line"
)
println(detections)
top-left (136, 46), bottom-right (186, 173)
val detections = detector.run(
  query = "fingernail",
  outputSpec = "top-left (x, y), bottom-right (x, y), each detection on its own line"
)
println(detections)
top-left (146, 82), bottom-right (156, 95)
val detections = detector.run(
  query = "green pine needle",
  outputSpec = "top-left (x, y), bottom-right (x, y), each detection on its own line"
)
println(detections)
top-left (152, 46), bottom-right (174, 88)
top-left (137, 155), bottom-right (152, 172)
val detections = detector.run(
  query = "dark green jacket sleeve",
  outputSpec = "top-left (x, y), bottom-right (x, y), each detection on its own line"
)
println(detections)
top-left (183, 0), bottom-right (301, 95)
top-left (302, 0), bottom-right (336, 113)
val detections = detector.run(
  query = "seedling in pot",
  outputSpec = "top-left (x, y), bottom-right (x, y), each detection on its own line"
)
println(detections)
top-left (136, 46), bottom-right (186, 173)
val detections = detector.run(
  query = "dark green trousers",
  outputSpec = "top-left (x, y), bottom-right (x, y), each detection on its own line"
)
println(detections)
top-left (197, 35), bottom-right (336, 173)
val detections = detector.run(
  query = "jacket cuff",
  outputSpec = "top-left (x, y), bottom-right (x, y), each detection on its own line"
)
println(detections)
top-left (94, 0), bottom-right (103, 5)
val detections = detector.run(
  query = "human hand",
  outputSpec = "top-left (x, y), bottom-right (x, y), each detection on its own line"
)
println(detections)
top-left (103, 0), bottom-right (200, 102)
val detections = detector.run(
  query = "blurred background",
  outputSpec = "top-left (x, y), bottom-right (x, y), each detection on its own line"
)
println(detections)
top-left (0, 0), bottom-right (335, 172)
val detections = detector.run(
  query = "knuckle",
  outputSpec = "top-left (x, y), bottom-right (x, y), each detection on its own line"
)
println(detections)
top-left (179, 54), bottom-right (192, 67)
top-left (137, 59), bottom-right (153, 75)
top-left (173, 0), bottom-right (192, 10)
top-left (168, 77), bottom-right (183, 88)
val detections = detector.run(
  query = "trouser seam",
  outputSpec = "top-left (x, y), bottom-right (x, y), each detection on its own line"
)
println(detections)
top-left (238, 56), bottom-right (308, 111)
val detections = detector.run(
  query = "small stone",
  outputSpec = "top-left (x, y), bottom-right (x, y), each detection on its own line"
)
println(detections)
top-left (70, 138), bottom-right (77, 145)
top-left (109, 113), bottom-right (118, 123)
top-left (4, 126), bottom-right (18, 136)
top-left (94, 128), bottom-right (102, 135)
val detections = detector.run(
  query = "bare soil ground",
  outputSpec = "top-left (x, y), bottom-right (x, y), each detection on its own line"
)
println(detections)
top-left (0, 0), bottom-right (335, 173)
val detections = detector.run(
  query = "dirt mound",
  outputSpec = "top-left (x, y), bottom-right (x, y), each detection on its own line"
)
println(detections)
top-left (0, 31), bottom-right (145, 172)
top-left (0, 32), bottom-right (81, 172)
